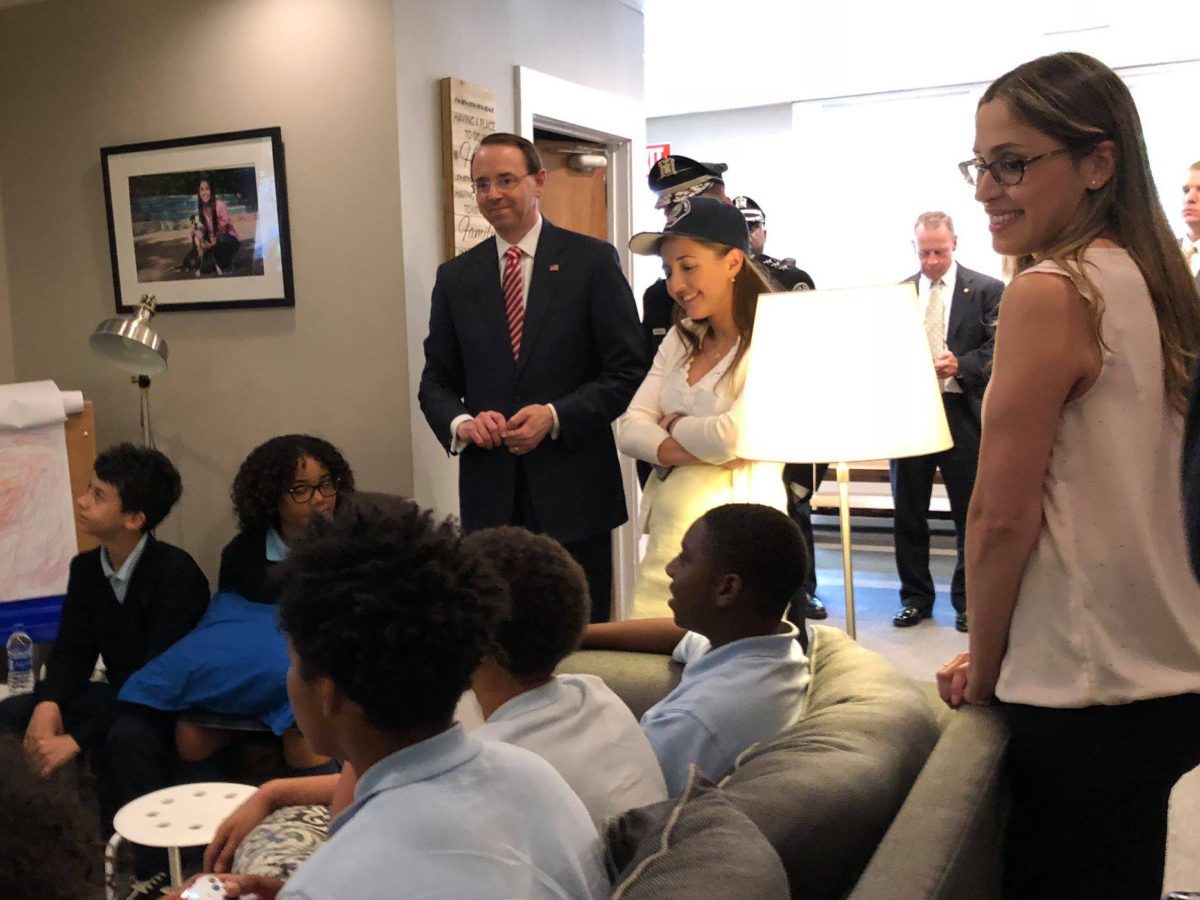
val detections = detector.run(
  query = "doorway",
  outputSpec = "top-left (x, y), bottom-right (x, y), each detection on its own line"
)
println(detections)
top-left (517, 66), bottom-right (646, 620)
top-left (533, 132), bottom-right (610, 241)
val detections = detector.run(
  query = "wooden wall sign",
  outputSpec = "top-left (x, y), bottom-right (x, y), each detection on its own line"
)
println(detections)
top-left (440, 78), bottom-right (498, 258)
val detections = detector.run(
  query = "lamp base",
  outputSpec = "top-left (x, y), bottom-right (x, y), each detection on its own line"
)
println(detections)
top-left (135, 375), bottom-right (155, 448)
top-left (836, 461), bottom-right (857, 639)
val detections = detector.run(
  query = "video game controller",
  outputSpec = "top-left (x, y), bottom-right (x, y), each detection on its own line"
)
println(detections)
top-left (181, 875), bottom-right (230, 900)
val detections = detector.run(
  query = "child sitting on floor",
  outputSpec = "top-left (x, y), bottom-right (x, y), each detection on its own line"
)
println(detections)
top-left (0, 443), bottom-right (210, 896)
top-left (118, 435), bottom-right (354, 775)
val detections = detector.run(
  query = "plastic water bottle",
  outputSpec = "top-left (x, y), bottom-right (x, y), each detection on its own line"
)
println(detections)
top-left (5, 626), bottom-right (34, 696)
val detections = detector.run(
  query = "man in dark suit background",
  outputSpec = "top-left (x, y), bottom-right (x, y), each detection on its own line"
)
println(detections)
top-left (891, 211), bottom-right (1003, 633)
top-left (418, 133), bottom-right (647, 622)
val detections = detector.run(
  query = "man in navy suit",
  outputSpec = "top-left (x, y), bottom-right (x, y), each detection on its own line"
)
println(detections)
top-left (891, 211), bottom-right (1003, 633)
top-left (419, 133), bottom-right (647, 622)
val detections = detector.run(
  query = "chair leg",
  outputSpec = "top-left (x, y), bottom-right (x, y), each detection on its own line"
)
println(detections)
top-left (168, 846), bottom-right (183, 888)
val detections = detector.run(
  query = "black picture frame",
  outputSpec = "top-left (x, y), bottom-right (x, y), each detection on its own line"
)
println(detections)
top-left (100, 126), bottom-right (294, 313)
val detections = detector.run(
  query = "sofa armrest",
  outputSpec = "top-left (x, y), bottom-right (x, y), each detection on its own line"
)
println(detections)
top-left (557, 649), bottom-right (682, 720)
top-left (848, 705), bottom-right (1009, 900)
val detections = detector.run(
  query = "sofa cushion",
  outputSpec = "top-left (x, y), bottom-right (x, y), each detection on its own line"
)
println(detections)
top-left (606, 767), bottom-right (789, 899)
top-left (233, 804), bottom-right (329, 879)
top-left (719, 625), bottom-right (941, 900)
top-left (558, 649), bottom-right (682, 720)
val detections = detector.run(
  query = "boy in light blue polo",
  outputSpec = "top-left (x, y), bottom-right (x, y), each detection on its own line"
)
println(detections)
top-left (585, 503), bottom-right (810, 796)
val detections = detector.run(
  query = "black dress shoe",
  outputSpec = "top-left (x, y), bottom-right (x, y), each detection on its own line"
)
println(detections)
top-left (955, 612), bottom-right (968, 633)
top-left (804, 595), bottom-right (828, 620)
top-left (893, 605), bottom-right (933, 627)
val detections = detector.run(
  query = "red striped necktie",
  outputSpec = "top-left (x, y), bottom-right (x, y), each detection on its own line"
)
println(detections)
top-left (502, 245), bottom-right (524, 359)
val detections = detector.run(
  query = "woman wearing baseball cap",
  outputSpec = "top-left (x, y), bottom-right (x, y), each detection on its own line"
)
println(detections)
top-left (617, 197), bottom-right (789, 618)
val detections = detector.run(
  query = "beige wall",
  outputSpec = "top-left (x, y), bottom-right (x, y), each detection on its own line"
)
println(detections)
top-left (0, 0), bottom-right (409, 581)
top-left (0, 0), bottom-right (645, 582)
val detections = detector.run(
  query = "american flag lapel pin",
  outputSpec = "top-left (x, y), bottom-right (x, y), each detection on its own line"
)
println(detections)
top-left (549, 264), bottom-right (560, 272)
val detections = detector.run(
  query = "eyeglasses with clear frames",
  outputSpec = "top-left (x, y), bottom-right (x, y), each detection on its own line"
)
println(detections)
top-left (957, 148), bottom-right (1074, 187)
top-left (472, 173), bottom-right (532, 194)
top-left (287, 478), bottom-right (338, 504)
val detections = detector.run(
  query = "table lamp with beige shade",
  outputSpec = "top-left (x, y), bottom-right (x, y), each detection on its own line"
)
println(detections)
top-left (735, 284), bottom-right (952, 639)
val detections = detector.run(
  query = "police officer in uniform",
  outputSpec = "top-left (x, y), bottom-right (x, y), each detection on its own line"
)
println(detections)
top-left (732, 195), bottom-right (828, 621)
top-left (732, 195), bottom-right (815, 291)
top-left (641, 155), bottom-right (732, 358)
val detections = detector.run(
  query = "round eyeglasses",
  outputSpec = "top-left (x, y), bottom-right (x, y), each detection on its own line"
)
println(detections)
top-left (287, 478), bottom-right (338, 504)
top-left (958, 148), bottom-right (1074, 187)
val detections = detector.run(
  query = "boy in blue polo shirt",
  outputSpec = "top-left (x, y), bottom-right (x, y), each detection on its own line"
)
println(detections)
top-left (584, 502), bottom-right (810, 796)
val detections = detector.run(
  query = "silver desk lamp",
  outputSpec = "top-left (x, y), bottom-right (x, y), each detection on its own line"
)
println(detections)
top-left (89, 294), bottom-right (168, 447)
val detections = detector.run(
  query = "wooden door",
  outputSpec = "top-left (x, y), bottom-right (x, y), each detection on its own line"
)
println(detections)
top-left (535, 140), bottom-right (609, 241)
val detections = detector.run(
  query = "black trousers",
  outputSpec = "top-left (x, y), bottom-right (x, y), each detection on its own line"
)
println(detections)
top-left (889, 393), bottom-right (979, 613)
top-left (510, 461), bottom-right (614, 622)
top-left (1002, 694), bottom-right (1200, 900)
top-left (784, 462), bottom-right (829, 600)
top-left (0, 689), bottom-right (225, 878)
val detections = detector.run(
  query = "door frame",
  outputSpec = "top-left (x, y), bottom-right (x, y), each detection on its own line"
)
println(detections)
top-left (515, 65), bottom-right (646, 620)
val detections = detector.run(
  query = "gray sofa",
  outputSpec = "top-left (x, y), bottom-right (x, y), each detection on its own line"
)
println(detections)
top-left (237, 625), bottom-right (1009, 898)
top-left (559, 624), bottom-right (1009, 900)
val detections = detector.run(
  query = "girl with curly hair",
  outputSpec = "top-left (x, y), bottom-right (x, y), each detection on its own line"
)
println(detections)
top-left (120, 436), bottom-right (355, 776)
top-left (176, 435), bottom-right (355, 768)
top-left (218, 435), bottom-right (356, 606)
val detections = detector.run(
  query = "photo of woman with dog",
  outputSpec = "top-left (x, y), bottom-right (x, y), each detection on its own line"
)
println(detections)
top-left (194, 177), bottom-right (241, 275)
top-left (127, 166), bottom-right (263, 283)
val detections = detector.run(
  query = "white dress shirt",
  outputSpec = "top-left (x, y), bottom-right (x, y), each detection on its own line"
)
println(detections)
top-left (1182, 235), bottom-right (1200, 276)
top-left (474, 674), bottom-right (669, 829)
top-left (448, 214), bottom-right (559, 452)
top-left (918, 261), bottom-right (961, 394)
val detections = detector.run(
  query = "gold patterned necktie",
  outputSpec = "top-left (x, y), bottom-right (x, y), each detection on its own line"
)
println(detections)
top-left (925, 279), bottom-right (946, 357)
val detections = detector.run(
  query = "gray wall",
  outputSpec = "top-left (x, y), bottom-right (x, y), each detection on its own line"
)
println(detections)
top-left (0, 0), bottom-right (409, 581)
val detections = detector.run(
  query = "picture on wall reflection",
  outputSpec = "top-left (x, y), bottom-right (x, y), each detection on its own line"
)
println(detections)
top-left (101, 127), bottom-right (294, 312)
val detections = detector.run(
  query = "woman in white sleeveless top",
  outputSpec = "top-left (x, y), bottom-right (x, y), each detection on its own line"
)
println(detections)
top-left (938, 53), bottom-right (1200, 899)
top-left (617, 199), bottom-right (786, 619)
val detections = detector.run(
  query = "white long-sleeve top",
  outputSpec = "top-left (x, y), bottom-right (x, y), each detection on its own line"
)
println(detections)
top-left (616, 321), bottom-right (784, 528)
top-left (616, 320), bottom-right (743, 465)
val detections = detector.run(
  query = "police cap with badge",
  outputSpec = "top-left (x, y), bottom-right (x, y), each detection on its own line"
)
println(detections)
top-left (648, 155), bottom-right (729, 208)
top-left (732, 195), bottom-right (766, 227)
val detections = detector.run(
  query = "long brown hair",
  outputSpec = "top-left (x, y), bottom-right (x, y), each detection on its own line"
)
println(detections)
top-left (196, 178), bottom-right (218, 241)
top-left (671, 240), bottom-right (774, 379)
top-left (981, 52), bottom-right (1200, 412)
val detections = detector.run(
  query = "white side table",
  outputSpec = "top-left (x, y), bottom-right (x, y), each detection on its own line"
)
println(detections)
top-left (106, 782), bottom-right (256, 896)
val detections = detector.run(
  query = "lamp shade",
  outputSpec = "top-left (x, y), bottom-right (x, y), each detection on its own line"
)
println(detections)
top-left (735, 284), bottom-right (952, 463)
top-left (89, 296), bottom-right (168, 376)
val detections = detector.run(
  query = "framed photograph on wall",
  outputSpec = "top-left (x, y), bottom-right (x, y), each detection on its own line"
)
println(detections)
top-left (100, 126), bottom-right (294, 312)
